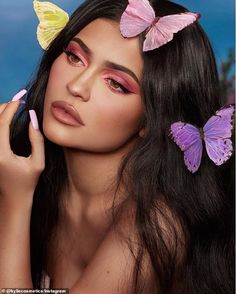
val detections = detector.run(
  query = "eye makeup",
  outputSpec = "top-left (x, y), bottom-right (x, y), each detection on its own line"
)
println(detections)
top-left (102, 72), bottom-right (139, 94)
top-left (65, 41), bottom-right (89, 66)
top-left (70, 37), bottom-right (141, 84)
top-left (104, 79), bottom-right (131, 94)
top-left (63, 40), bottom-right (140, 95)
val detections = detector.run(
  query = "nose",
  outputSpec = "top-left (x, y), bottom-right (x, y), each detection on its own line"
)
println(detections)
top-left (66, 69), bottom-right (94, 101)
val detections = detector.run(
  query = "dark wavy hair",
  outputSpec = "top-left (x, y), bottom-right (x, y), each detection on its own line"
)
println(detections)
top-left (10, 0), bottom-right (234, 293)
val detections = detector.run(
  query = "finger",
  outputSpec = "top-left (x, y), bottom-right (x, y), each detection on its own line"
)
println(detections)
top-left (0, 103), bottom-right (7, 115)
top-left (0, 100), bottom-right (25, 115)
top-left (0, 90), bottom-right (27, 152)
top-left (0, 100), bottom-right (22, 152)
top-left (0, 89), bottom-right (27, 124)
top-left (28, 110), bottom-right (45, 171)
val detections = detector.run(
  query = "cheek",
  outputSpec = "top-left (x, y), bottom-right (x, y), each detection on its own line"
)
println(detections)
top-left (44, 56), bottom-right (71, 114)
top-left (47, 57), bottom-right (66, 90)
top-left (43, 57), bottom-right (68, 134)
top-left (92, 94), bottom-right (143, 136)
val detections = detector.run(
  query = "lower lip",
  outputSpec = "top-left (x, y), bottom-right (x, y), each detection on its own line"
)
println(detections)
top-left (51, 106), bottom-right (83, 127)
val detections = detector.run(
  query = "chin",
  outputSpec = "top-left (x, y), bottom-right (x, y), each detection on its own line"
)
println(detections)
top-left (42, 119), bottom-right (66, 146)
top-left (42, 121), bottom-right (83, 149)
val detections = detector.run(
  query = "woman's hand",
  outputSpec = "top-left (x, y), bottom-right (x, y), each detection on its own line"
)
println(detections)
top-left (0, 90), bottom-right (45, 208)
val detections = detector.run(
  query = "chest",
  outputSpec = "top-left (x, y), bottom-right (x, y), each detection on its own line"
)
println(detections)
top-left (45, 211), bottom-right (112, 288)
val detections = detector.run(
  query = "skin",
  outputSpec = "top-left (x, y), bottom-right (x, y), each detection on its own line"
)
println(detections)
top-left (0, 100), bottom-right (45, 288)
top-left (0, 17), bottom-right (185, 293)
top-left (43, 18), bottom-right (146, 288)
top-left (43, 18), bottom-right (144, 152)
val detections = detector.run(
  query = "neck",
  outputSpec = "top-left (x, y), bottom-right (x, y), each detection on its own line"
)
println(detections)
top-left (62, 137), bottom-right (138, 217)
top-left (64, 149), bottom-right (123, 200)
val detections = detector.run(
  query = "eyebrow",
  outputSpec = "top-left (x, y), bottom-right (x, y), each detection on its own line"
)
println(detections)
top-left (71, 37), bottom-right (140, 85)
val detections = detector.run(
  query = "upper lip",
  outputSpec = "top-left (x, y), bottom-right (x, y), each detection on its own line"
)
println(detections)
top-left (51, 100), bottom-right (85, 125)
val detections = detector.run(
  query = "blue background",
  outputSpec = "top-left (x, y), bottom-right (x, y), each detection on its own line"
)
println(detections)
top-left (0, 0), bottom-right (234, 102)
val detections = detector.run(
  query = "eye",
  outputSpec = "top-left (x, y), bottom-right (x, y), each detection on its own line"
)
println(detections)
top-left (105, 78), bottom-right (131, 94)
top-left (63, 48), bottom-right (84, 66)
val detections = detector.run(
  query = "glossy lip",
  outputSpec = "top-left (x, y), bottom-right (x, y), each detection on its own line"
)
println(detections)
top-left (51, 100), bottom-right (85, 126)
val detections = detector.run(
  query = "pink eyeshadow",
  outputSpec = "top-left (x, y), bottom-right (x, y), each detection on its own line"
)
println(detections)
top-left (67, 42), bottom-right (89, 65)
top-left (103, 70), bottom-right (140, 94)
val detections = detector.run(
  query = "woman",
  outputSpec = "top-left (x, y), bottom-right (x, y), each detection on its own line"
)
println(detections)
top-left (0, 0), bottom-right (234, 293)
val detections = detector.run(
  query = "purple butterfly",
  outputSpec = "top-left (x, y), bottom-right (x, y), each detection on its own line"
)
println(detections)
top-left (119, 0), bottom-right (200, 51)
top-left (169, 105), bottom-right (235, 173)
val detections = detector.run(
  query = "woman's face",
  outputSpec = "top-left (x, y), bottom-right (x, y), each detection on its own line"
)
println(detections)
top-left (43, 18), bottom-right (144, 152)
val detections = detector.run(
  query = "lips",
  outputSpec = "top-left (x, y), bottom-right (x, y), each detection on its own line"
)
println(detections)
top-left (51, 100), bottom-right (84, 125)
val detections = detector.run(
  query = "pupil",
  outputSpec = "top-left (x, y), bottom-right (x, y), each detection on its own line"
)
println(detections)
top-left (71, 55), bottom-right (78, 62)
top-left (112, 80), bottom-right (119, 88)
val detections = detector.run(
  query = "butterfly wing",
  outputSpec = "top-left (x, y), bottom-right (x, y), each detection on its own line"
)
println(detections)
top-left (203, 104), bottom-right (235, 165)
top-left (33, 0), bottom-right (69, 50)
top-left (143, 24), bottom-right (172, 51)
top-left (144, 12), bottom-right (199, 51)
top-left (120, 0), bottom-right (155, 37)
top-left (157, 12), bottom-right (200, 35)
top-left (169, 122), bottom-right (203, 173)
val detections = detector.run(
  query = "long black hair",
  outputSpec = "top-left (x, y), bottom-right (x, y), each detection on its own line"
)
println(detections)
top-left (10, 0), bottom-right (234, 293)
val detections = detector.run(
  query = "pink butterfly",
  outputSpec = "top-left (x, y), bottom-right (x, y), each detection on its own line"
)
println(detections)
top-left (169, 105), bottom-right (235, 173)
top-left (120, 0), bottom-right (200, 51)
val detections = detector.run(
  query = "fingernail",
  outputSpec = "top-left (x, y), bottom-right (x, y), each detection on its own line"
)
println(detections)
top-left (12, 89), bottom-right (27, 101)
top-left (29, 109), bottom-right (39, 130)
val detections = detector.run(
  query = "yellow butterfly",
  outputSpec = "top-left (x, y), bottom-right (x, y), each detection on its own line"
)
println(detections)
top-left (33, 0), bottom-right (69, 50)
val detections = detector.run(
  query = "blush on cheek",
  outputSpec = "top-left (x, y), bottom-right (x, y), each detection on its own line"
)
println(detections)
top-left (95, 103), bottom-right (141, 134)
top-left (44, 58), bottom-right (67, 109)
top-left (49, 61), bottom-right (65, 85)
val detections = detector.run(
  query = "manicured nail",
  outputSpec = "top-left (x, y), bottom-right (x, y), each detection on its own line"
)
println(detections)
top-left (29, 109), bottom-right (39, 130)
top-left (12, 89), bottom-right (27, 101)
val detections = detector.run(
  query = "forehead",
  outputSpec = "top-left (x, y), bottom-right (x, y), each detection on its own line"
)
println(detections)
top-left (74, 18), bottom-right (143, 80)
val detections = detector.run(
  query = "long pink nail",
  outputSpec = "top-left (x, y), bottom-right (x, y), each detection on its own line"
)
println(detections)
top-left (12, 89), bottom-right (27, 101)
top-left (29, 110), bottom-right (39, 130)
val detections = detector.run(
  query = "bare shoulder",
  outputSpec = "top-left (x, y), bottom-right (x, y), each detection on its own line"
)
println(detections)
top-left (70, 200), bottom-right (139, 293)
top-left (70, 199), bottom-right (187, 294)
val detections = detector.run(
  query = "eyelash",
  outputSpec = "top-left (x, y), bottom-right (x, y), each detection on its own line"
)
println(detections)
top-left (62, 48), bottom-right (131, 95)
